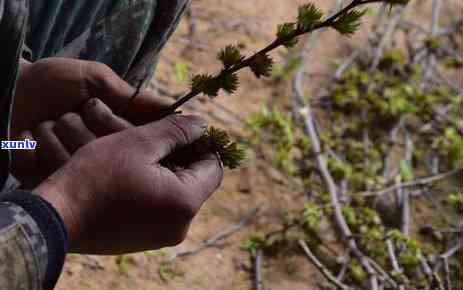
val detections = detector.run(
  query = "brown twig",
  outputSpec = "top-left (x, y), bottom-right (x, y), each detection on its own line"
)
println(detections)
top-left (167, 206), bottom-right (261, 263)
top-left (254, 250), bottom-right (264, 290)
top-left (298, 240), bottom-right (353, 290)
top-left (359, 170), bottom-right (460, 198)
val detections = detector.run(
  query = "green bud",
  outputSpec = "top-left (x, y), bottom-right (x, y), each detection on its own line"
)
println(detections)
top-left (218, 45), bottom-right (245, 69)
top-left (191, 74), bottom-right (221, 97)
top-left (249, 53), bottom-right (274, 78)
top-left (276, 22), bottom-right (299, 48)
top-left (297, 3), bottom-right (323, 31)
top-left (331, 9), bottom-right (366, 36)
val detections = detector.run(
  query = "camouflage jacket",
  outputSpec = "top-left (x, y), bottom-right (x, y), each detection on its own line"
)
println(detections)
top-left (0, 0), bottom-right (189, 289)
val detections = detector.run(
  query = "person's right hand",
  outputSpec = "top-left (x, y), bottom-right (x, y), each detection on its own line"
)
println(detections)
top-left (34, 115), bottom-right (224, 254)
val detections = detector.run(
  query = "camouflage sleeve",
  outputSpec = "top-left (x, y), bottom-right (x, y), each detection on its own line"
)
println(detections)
top-left (0, 202), bottom-right (47, 290)
top-left (0, 191), bottom-right (68, 290)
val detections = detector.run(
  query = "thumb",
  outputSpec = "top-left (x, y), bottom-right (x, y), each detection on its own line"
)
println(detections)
top-left (127, 115), bottom-right (208, 162)
top-left (85, 62), bottom-right (171, 125)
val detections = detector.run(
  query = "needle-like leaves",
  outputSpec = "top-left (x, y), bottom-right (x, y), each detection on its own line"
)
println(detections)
top-left (331, 9), bottom-right (366, 36)
top-left (297, 3), bottom-right (324, 31)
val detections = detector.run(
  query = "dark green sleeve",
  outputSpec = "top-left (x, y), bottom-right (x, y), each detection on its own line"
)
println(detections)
top-left (0, 0), bottom-right (28, 187)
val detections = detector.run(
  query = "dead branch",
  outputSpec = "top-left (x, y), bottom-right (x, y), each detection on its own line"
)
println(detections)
top-left (371, 6), bottom-right (408, 69)
top-left (385, 239), bottom-right (406, 290)
top-left (254, 250), bottom-right (264, 290)
top-left (359, 170), bottom-right (460, 198)
top-left (167, 207), bottom-right (261, 263)
top-left (298, 240), bottom-right (353, 290)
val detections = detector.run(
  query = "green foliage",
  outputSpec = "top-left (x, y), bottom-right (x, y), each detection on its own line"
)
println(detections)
top-left (276, 23), bottom-right (298, 48)
top-left (388, 230), bottom-right (422, 273)
top-left (199, 127), bottom-right (247, 169)
top-left (241, 232), bottom-right (291, 257)
top-left (219, 73), bottom-right (240, 94)
top-left (331, 9), bottom-right (366, 36)
top-left (237, 36), bottom-right (463, 290)
top-left (297, 3), bottom-right (323, 31)
top-left (432, 127), bottom-right (463, 168)
top-left (191, 73), bottom-right (240, 97)
top-left (327, 158), bottom-right (353, 181)
top-left (246, 106), bottom-right (298, 173)
top-left (424, 37), bottom-right (441, 51)
top-left (191, 74), bottom-right (220, 97)
top-left (249, 54), bottom-right (274, 78)
top-left (445, 192), bottom-right (463, 211)
top-left (162, 127), bottom-right (246, 170)
top-left (399, 160), bottom-right (414, 182)
top-left (158, 263), bottom-right (183, 283)
top-left (240, 233), bottom-right (267, 256)
top-left (347, 259), bottom-right (367, 283)
top-left (218, 45), bottom-right (245, 68)
top-left (176, 1), bottom-right (463, 289)
top-left (302, 203), bottom-right (322, 230)
top-left (115, 255), bottom-right (130, 276)
top-left (174, 62), bottom-right (189, 84)
top-left (378, 50), bottom-right (406, 70)
top-left (183, 0), bottom-right (412, 106)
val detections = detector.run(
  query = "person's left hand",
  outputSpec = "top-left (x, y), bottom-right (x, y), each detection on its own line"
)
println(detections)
top-left (12, 57), bottom-right (168, 138)
top-left (12, 98), bottom-right (142, 188)
top-left (11, 57), bottom-right (171, 187)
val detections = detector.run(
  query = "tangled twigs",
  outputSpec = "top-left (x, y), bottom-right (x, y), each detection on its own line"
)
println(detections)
top-left (166, 206), bottom-right (261, 263)
top-left (299, 240), bottom-right (353, 290)
top-left (290, 19), bottom-right (380, 288)
top-left (359, 170), bottom-right (461, 198)
top-left (300, 104), bottom-right (380, 290)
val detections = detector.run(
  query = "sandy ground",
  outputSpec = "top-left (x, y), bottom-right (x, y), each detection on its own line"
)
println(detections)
top-left (56, 1), bottom-right (463, 289)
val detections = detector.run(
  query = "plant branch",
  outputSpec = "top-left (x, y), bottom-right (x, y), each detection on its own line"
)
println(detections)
top-left (167, 206), bottom-right (261, 263)
top-left (166, 0), bottom-right (390, 114)
top-left (254, 250), bottom-right (264, 290)
top-left (359, 170), bottom-right (460, 198)
top-left (298, 240), bottom-right (353, 290)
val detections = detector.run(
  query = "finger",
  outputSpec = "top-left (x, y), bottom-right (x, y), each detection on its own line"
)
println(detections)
top-left (33, 121), bottom-right (71, 173)
top-left (85, 62), bottom-right (172, 124)
top-left (11, 130), bottom-right (39, 187)
top-left (175, 153), bottom-right (224, 205)
top-left (81, 98), bottom-right (133, 136)
top-left (53, 113), bottom-right (97, 153)
top-left (125, 115), bottom-right (207, 162)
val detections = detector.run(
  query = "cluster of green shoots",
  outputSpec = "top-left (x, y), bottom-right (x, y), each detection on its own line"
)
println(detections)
top-left (169, 0), bottom-right (410, 169)
top-left (243, 44), bottom-right (463, 288)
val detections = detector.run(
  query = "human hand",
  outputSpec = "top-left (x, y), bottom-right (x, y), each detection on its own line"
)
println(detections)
top-left (12, 57), bottom-right (167, 137)
top-left (34, 115), bottom-right (224, 254)
top-left (12, 57), bottom-right (170, 187)
top-left (12, 98), bottom-right (143, 188)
